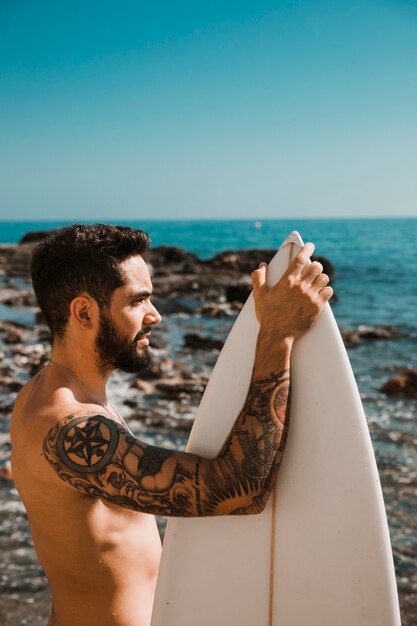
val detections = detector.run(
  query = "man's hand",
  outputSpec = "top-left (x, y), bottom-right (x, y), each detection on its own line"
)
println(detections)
top-left (251, 242), bottom-right (333, 342)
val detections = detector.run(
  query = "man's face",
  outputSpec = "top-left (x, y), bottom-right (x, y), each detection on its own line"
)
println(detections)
top-left (94, 255), bottom-right (162, 374)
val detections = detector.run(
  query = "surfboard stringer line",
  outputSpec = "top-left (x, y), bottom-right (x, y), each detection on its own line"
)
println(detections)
top-left (269, 240), bottom-right (296, 626)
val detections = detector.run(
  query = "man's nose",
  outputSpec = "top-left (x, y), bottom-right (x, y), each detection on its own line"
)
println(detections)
top-left (144, 302), bottom-right (162, 325)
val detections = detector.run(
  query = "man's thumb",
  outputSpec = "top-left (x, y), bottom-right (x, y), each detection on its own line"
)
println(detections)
top-left (252, 262), bottom-right (267, 291)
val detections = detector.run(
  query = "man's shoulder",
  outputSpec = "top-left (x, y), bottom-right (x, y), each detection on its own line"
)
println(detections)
top-left (12, 369), bottom-right (44, 415)
top-left (12, 382), bottom-right (107, 444)
top-left (11, 401), bottom-right (112, 486)
top-left (45, 407), bottom-right (118, 440)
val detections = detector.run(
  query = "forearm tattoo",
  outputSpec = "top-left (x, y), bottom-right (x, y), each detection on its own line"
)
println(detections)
top-left (203, 369), bottom-right (290, 515)
top-left (43, 369), bottom-right (290, 517)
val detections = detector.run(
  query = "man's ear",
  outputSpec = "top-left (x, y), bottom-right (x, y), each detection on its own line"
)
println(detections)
top-left (70, 294), bottom-right (96, 329)
top-left (81, 308), bottom-right (90, 321)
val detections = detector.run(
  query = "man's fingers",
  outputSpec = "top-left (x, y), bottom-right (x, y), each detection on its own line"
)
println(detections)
top-left (319, 285), bottom-right (334, 301)
top-left (310, 271), bottom-right (329, 290)
top-left (287, 243), bottom-right (315, 277)
top-left (301, 261), bottom-right (323, 284)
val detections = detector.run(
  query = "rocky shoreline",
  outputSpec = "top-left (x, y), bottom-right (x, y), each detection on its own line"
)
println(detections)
top-left (0, 236), bottom-right (414, 398)
top-left (0, 234), bottom-right (416, 625)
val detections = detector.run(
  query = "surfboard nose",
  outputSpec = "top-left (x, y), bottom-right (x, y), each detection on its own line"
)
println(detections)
top-left (280, 230), bottom-right (305, 248)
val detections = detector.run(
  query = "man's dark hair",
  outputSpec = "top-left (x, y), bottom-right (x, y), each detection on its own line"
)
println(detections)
top-left (30, 223), bottom-right (150, 343)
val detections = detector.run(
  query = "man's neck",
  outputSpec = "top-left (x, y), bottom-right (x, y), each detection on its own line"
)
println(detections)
top-left (49, 346), bottom-right (112, 405)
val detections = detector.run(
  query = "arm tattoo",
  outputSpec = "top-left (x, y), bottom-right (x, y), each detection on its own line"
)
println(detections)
top-left (44, 413), bottom-right (200, 517)
top-left (55, 416), bottom-right (119, 472)
top-left (43, 368), bottom-right (290, 517)
top-left (203, 369), bottom-right (290, 515)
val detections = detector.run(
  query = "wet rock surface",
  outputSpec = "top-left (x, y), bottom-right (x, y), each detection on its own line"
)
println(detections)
top-left (341, 324), bottom-right (404, 346)
top-left (381, 369), bottom-right (417, 399)
top-left (183, 333), bottom-right (224, 351)
top-left (0, 239), bottom-right (416, 625)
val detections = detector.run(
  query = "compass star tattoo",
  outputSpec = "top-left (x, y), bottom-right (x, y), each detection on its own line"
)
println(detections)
top-left (44, 368), bottom-right (291, 517)
top-left (56, 416), bottom-right (119, 473)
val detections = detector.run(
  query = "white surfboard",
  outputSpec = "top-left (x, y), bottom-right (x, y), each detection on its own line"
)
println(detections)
top-left (151, 231), bottom-right (401, 626)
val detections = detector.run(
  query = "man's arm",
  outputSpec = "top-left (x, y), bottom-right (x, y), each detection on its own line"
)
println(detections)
top-left (42, 340), bottom-right (290, 518)
top-left (43, 372), bottom-right (290, 517)
top-left (43, 243), bottom-right (332, 517)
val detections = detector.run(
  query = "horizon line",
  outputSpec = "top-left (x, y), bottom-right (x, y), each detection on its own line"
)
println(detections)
top-left (0, 215), bottom-right (416, 223)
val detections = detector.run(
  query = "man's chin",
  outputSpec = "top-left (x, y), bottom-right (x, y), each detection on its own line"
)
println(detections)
top-left (117, 347), bottom-right (152, 374)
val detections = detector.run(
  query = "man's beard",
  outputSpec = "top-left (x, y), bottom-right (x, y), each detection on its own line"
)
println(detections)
top-left (94, 309), bottom-right (152, 374)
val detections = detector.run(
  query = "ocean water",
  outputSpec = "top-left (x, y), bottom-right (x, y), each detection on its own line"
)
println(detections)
top-left (1, 217), bottom-right (416, 327)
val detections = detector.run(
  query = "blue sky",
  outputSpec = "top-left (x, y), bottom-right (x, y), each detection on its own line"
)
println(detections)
top-left (0, 0), bottom-right (416, 220)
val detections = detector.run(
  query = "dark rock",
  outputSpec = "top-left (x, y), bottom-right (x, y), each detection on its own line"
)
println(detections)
top-left (225, 283), bottom-right (252, 304)
top-left (0, 320), bottom-right (20, 334)
top-left (19, 231), bottom-right (52, 244)
top-left (2, 319), bottom-right (32, 330)
top-left (0, 464), bottom-right (13, 481)
top-left (341, 330), bottom-right (361, 346)
top-left (341, 325), bottom-right (403, 346)
top-left (199, 303), bottom-right (236, 318)
top-left (0, 243), bottom-right (35, 276)
top-left (142, 413), bottom-right (168, 428)
top-left (183, 333), bottom-right (224, 351)
top-left (169, 417), bottom-right (193, 432)
top-left (37, 327), bottom-right (52, 342)
top-left (205, 249), bottom-right (276, 273)
top-left (0, 289), bottom-right (23, 304)
top-left (0, 289), bottom-right (36, 307)
top-left (0, 322), bottom-right (24, 344)
top-left (123, 398), bottom-right (139, 408)
top-left (154, 298), bottom-right (195, 316)
top-left (148, 332), bottom-right (170, 350)
top-left (10, 343), bottom-right (50, 374)
top-left (0, 377), bottom-right (24, 392)
top-left (155, 377), bottom-right (206, 398)
top-left (181, 371), bottom-right (209, 384)
top-left (29, 355), bottom-right (51, 376)
top-left (358, 325), bottom-right (401, 340)
top-left (380, 369), bottom-right (417, 399)
top-left (0, 397), bottom-right (15, 413)
top-left (205, 250), bottom-right (334, 280)
top-left (131, 379), bottom-right (154, 395)
top-left (145, 246), bottom-right (201, 275)
top-left (11, 344), bottom-right (46, 358)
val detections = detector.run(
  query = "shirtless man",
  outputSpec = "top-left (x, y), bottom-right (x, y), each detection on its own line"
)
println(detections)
top-left (10, 224), bottom-right (332, 626)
